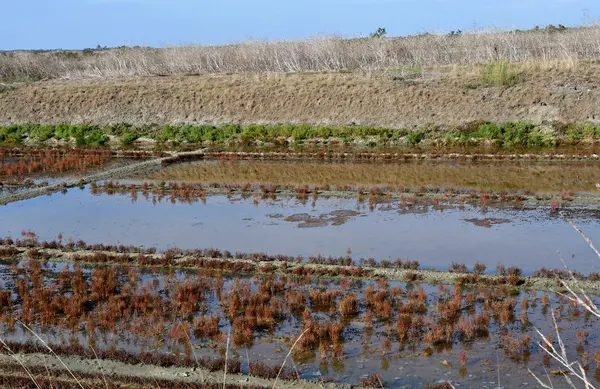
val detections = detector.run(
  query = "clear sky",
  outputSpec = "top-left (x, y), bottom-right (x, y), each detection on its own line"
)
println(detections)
top-left (2, 0), bottom-right (598, 50)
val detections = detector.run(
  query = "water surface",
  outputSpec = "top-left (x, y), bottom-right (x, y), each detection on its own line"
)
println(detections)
top-left (2, 188), bottom-right (600, 273)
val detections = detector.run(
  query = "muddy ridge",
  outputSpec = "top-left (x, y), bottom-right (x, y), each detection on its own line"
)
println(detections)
top-left (0, 354), bottom-right (355, 389)
top-left (2, 245), bottom-right (599, 294)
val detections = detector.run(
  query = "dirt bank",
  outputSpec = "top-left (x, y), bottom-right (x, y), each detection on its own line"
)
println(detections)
top-left (1, 65), bottom-right (599, 127)
top-left (3, 245), bottom-right (599, 294)
top-left (0, 353), bottom-right (354, 389)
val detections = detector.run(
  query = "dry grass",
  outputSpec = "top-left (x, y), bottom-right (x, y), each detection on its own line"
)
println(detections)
top-left (2, 27), bottom-right (600, 127)
top-left (2, 64), bottom-right (599, 127)
top-left (149, 161), bottom-right (600, 193)
top-left (2, 27), bottom-right (600, 80)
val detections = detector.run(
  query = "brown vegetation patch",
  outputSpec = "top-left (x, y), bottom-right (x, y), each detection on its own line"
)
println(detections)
top-left (0, 149), bottom-right (111, 181)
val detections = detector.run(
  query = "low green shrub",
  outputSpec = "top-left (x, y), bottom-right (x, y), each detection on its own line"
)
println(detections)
top-left (106, 123), bottom-right (133, 136)
top-left (0, 121), bottom-right (597, 149)
top-left (474, 123), bottom-right (502, 140)
top-left (29, 125), bottom-right (55, 141)
top-left (406, 130), bottom-right (426, 146)
top-left (0, 125), bottom-right (26, 143)
top-left (121, 131), bottom-right (139, 146)
top-left (83, 129), bottom-right (108, 146)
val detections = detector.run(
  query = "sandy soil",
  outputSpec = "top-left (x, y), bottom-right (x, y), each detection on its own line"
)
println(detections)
top-left (1, 66), bottom-right (599, 127)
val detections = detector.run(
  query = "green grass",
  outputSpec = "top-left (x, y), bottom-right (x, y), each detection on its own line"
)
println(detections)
top-left (0, 83), bottom-right (17, 94)
top-left (0, 125), bottom-right (27, 144)
top-left (120, 131), bottom-right (139, 146)
top-left (0, 121), bottom-right (598, 149)
top-left (444, 121), bottom-right (561, 147)
top-left (392, 65), bottom-right (423, 81)
top-left (480, 60), bottom-right (519, 87)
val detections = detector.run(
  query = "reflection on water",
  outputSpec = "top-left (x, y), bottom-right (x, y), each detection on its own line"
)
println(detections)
top-left (1, 187), bottom-right (600, 273)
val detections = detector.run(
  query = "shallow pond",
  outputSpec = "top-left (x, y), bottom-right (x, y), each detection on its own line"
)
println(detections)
top-left (2, 188), bottom-right (600, 274)
top-left (1, 262), bottom-right (598, 389)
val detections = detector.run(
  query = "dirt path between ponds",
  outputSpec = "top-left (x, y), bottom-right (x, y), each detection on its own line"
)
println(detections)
top-left (3, 245), bottom-right (600, 295)
top-left (0, 353), bottom-right (356, 389)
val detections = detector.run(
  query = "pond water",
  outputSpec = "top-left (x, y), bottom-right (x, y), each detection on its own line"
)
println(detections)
top-left (1, 262), bottom-right (597, 389)
top-left (2, 188), bottom-right (600, 274)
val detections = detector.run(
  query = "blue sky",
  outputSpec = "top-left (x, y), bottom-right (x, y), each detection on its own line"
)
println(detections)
top-left (2, 0), bottom-right (598, 50)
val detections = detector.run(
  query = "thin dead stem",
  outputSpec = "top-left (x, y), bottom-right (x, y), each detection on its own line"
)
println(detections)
top-left (375, 374), bottom-right (384, 389)
top-left (18, 320), bottom-right (86, 389)
top-left (0, 338), bottom-right (42, 389)
top-left (567, 219), bottom-right (600, 259)
top-left (3, 26), bottom-right (600, 80)
top-left (272, 328), bottom-right (310, 389)
top-left (89, 342), bottom-right (109, 389)
top-left (529, 220), bottom-right (599, 388)
top-left (290, 357), bottom-right (301, 381)
top-left (39, 352), bottom-right (54, 389)
top-left (180, 320), bottom-right (204, 382)
top-left (530, 310), bottom-right (595, 388)
top-left (496, 349), bottom-right (501, 389)
top-left (223, 328), bottom-right (231, 389)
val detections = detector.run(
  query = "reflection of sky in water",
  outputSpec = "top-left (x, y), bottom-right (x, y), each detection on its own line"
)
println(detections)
top-left (2, 187), bottom-right (600, 273)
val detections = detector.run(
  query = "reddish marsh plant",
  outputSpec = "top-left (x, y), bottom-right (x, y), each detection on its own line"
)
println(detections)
top-left (339, 293), bottom-right (359, 317)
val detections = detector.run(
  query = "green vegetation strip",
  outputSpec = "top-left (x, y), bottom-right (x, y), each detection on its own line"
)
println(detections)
top-left (1, 121), bottom-right (600, 148)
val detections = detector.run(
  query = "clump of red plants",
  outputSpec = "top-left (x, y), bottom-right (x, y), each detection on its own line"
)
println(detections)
top-left (0, 149), bottom-right (112, 181)
top-left (0, 256), bottom-right (593, 388)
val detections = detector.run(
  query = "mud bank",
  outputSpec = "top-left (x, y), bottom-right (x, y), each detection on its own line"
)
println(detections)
top-left (0, 354), bottom-right (356, 389)
top-left (2, 245), bottom-right (599, 294)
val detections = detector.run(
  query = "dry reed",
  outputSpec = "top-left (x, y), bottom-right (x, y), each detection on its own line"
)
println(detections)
top-left (2, 27), bottom-right (600, 81)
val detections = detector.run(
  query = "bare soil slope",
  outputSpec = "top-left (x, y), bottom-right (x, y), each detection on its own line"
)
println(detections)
top-left (1, 66), bottom-right (599, 127)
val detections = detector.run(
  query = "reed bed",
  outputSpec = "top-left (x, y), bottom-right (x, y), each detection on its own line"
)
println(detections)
top-left (151, 160), bottom-right (600, 193)
top-left (2, 27), bottom-right (600, 80)
top-left (160, 149), bottom-right (600, 165)
top-left (0, 256), bottom-right (596, 388)
top-left (0, 148), bottom-right (158, 159)
top-left (0, 149), bottom-right (111, 180)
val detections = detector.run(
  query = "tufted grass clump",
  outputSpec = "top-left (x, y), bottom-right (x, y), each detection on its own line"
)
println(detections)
top-left (480, 60), bottom-right (519, 86)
